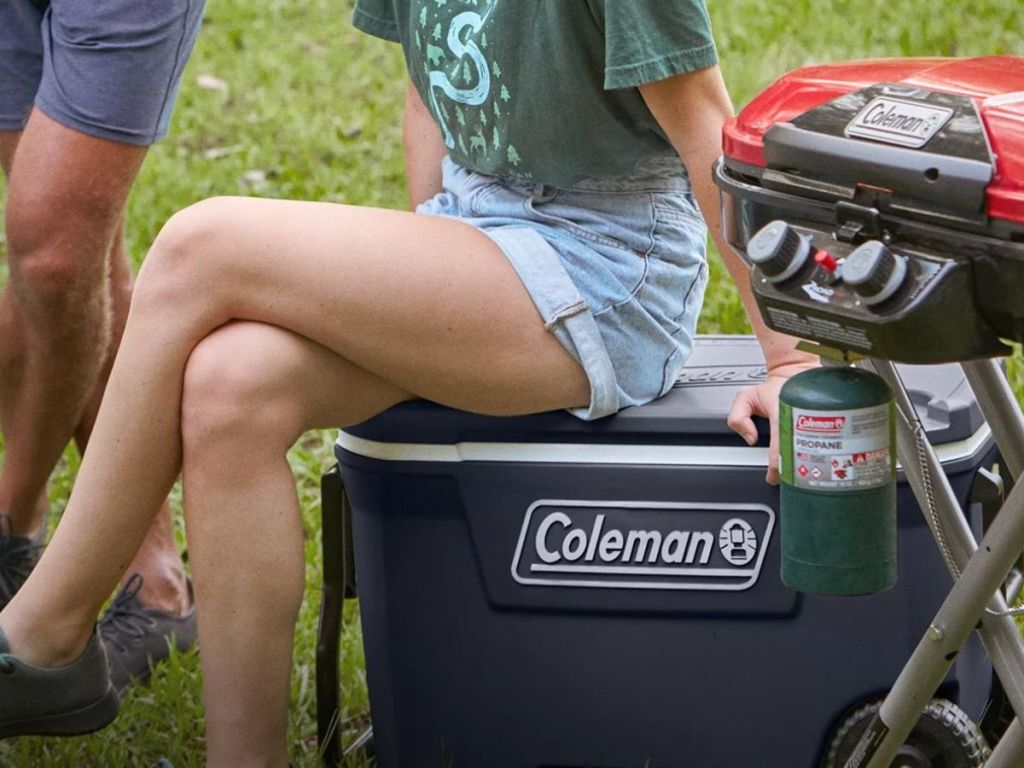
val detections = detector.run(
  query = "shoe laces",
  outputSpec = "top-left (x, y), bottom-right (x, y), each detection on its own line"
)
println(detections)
top-left (99, 573), bottom-right (157, 654)
top-left (0, 514), bottom-right (45, 602)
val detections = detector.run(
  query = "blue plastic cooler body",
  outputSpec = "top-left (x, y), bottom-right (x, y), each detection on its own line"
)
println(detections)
top-left (336, 337), bottom-right (996, 768)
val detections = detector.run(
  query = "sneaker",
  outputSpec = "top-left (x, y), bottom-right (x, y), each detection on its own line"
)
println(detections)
top-left (98, 573), bottom-right (197, 695)
top-left (0, 513), bottom-right (46, 610)
top-left (0, 627), bottom-right (119, 738)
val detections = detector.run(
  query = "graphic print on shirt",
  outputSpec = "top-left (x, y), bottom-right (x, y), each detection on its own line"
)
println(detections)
top-left (415, 0), bottom-right (520, 168)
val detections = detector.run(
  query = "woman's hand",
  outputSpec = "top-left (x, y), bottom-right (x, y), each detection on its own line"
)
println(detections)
top-left (727, 361), bottom-right (817, 485)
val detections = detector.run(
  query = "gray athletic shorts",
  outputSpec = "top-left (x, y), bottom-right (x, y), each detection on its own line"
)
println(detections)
top-left (0, 0), bottom-right (205, 145)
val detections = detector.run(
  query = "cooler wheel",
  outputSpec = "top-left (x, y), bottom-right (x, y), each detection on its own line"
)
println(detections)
top-left (823, 699), bottom-right (990, 768)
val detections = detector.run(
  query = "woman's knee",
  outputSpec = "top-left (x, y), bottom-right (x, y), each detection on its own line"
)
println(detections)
top-left (133, 196), bottom-right (252, 308)
top-left (180, 324), bottom-right (306, 456)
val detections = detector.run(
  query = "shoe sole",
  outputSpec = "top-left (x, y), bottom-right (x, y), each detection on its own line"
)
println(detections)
top-left (0, 685), bottom-right (120, 739)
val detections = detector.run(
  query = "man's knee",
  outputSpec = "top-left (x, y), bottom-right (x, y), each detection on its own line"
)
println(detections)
top-left (6, 194), bottom-right (119, 303)
top-left (180, 324), bottom-right (305, 456)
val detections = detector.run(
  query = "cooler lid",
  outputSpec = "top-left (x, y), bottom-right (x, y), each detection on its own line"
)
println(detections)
top-left (722, 56), bottom-right (1024, 227)
top-left (340, 336), bottom-right (986, 449)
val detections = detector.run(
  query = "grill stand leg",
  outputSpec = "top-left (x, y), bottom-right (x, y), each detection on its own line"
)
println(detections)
top-left (987, 719), bottom-right (1024, 768)
top-left (845, 361), bottom-right (1024, 768)
top-left (962, 359), bottom-right (1024, 481)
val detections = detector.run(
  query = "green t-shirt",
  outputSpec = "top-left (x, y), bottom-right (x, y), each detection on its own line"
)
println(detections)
top-left (353, 0), bottom-right (718, 187)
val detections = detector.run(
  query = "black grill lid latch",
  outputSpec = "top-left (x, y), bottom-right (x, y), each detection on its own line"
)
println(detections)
top-left (835, 199), bottom-right (883, 243)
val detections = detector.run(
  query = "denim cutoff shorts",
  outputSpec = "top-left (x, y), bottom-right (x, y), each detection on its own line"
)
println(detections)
top-left (418, 157), bottom-right (710, 420)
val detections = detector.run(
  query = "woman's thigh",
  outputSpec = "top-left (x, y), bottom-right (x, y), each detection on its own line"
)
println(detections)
top-left (149, 196), bottom-right (590, 417)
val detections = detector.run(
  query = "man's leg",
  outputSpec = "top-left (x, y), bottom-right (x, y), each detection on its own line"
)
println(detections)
top-left (0, 111), bottom-right (137, 534)
top-left (0, 129), bottom-right (25, 414)
top-left (0, 129), bottom-right (26, 438)
top-left (0, 0), bottom-right (43, 503)
top-left (0, 128), bottom-right (51, 571)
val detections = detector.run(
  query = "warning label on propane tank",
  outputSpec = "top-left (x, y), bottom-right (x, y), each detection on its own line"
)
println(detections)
top-left (782, 404), bottom-right (894, 491)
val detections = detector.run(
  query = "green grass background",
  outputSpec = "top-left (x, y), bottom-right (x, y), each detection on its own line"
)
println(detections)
top-left (0, 0), bottom-right (1022, 765)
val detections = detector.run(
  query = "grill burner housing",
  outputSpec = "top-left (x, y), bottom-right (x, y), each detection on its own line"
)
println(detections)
top-left (716, 56), bottom-right (1024, 362)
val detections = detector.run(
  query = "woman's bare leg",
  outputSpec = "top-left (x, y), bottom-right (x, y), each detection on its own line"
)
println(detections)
top-left (180, 321), bottom-right (411, 766)
top-left (0, 196), bottom-right (588, 761)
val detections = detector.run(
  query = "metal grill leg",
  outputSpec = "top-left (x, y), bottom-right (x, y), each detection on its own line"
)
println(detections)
top-left (987, 718), bottom-right (1024, 767)
top-left (962, 359), bottom-right (1024, 481)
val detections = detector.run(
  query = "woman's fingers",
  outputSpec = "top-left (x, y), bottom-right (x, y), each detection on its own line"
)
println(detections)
top-left (728, 380), bottom-right (783, 485)
top-left (726, 388), bottom-right (760, 446)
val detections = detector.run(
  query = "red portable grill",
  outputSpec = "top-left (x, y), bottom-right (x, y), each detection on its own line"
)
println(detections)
top-left (715, 57), bottom-right (1024, 767)
top-left (716, 56), bottom-right (1024, 363)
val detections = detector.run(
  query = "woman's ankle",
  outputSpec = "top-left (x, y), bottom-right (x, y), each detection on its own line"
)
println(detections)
top-left (0, 604), bottom-right (93, 668)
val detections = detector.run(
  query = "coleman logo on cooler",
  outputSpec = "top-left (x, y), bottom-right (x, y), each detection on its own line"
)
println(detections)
top-left (845, 96), bottom-right (954, 148)
top-left (796, 415), bottom-right (846, 433)
top-left (511, 500), bottom-right (774, 591)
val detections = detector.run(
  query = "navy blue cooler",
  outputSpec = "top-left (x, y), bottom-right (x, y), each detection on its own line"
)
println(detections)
top-left (331, 336), bottom-right (997, 767)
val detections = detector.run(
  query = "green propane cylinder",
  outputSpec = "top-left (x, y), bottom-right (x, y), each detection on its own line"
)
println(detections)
top-left (779, 367), bottom-right (897, 595)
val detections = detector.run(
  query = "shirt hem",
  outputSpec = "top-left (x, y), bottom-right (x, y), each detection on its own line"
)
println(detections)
top-left (604, 42), bottom-right (719, 90)
top-left (352, 7), bottom-right (402, 43)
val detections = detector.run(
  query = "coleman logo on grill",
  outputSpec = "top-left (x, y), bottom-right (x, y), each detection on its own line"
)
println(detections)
top-left (511, 500), bottom-right (775, 591)
top-left (845, 96), bottom-right (954, 148)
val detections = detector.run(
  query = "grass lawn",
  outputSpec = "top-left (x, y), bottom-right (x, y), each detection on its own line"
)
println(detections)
top-left (0, 0), bottom-right (1022, 765)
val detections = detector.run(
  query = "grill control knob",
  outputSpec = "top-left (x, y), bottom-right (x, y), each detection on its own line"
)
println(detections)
top-left (843, 241), bottom-right (908, 306)
top-left (746, 220), bottom-right (812, 283)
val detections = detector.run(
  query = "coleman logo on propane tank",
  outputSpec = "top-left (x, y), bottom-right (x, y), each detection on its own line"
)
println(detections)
top-left (845, 96), bottom-right (954, 148)
top-left (796, 415), bottom-right (846, 433)
top-left (511, 500), bottom-right (774, 591)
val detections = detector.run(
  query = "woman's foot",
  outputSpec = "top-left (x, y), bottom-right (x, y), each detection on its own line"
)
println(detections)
top-left (0, 626), bottom-right (119, 738)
